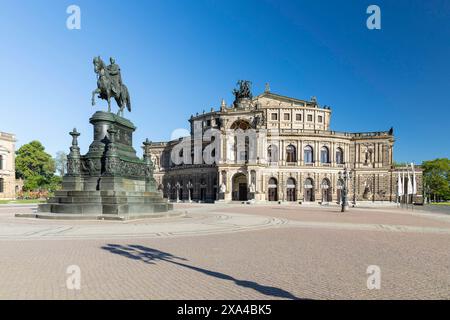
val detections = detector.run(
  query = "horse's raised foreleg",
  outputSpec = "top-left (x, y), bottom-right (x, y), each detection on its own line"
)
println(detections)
top-left (107, 96), bottom-right (111, 113)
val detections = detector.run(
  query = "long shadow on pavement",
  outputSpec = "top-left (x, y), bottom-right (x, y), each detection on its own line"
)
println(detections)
top-left (101, 243), bottom-right (302, 300)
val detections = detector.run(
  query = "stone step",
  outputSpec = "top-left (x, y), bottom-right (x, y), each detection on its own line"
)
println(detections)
top-left (38, 202), bottom-right (173, 215)
top-left (49, 195), bottom-right (166, 205)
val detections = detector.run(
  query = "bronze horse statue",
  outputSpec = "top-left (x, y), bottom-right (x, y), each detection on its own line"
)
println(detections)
top-left (91, 56), bottom-right (131, 116)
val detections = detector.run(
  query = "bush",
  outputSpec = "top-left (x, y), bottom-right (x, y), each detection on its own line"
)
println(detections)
top-left (17, 190), bottom-right (51, 200)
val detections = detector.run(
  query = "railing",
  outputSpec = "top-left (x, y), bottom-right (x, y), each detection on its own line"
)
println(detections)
top-left (279, 128), bottom-right (390, 138)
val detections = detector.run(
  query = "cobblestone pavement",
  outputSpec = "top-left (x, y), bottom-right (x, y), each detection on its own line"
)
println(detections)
top-left (0, 203), bottom-right (449, 299)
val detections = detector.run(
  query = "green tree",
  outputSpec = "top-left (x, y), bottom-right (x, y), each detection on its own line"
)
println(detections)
top-left (15, 141), bottom-right (57, 191)
top-left (54, 151), bottom-right (67, 176)
top-left (422, 158), bottom-right (450, 202)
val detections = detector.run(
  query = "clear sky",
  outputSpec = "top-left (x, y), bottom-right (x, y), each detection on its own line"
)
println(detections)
top-left (0, 0), bottom-right (449, 163)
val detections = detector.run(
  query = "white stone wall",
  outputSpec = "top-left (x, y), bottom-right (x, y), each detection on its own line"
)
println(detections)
top-left (0, 132), bottom-right (16, 199)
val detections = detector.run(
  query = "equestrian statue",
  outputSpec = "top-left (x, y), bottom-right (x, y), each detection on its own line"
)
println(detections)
top-left (91, 56), bottom-right (131, 116)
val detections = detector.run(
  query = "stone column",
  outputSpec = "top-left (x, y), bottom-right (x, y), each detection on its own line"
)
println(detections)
top-left (64, 128), bottom-right (83, 190)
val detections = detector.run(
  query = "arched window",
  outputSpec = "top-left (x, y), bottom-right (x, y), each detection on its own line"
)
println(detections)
top-left (336, 147), bottom-right (344, 164)
top-left (230, 119), bottom-right (251, 130)
top-left (0, 155), bottom-right (3, 170)
top-left (267, 145), bottom-right (279, 162)
top-left (286, 145), bottom-right (296, 163)
top-left (304, 145), bottom-right (313, 164)
top-left (321, 178), bottom-right (330, 189)
top-left (320, 146), bottom-right (329, 163)
top-left (286, 178), bottom-right (296, 186)
top-left (0, 178), bottom-right (4, 193)
top-left (304, 178), bottom-right (314, 188)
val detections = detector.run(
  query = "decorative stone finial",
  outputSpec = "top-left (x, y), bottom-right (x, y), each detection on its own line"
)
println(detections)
top-left (220, 99), bottom-right (226, 111)
top-left (69, 128), bottom-right (80, 146)
top-left (265, 82), bottom-right (270, 93)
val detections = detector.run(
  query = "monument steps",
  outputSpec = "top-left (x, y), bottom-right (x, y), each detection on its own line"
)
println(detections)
top-left (35, 111), bottom-right (173, 219)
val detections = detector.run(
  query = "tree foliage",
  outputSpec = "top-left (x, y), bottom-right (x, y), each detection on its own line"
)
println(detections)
top-left (15, 141), bottom-right (59, 191)
top-left (54, 151), bottom-right (68, 176)
top-left (422, 158), bottom-right (450, 201)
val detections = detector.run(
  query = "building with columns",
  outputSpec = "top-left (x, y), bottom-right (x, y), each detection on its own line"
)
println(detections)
top-left (145, 83), bottom-right (423, 204)
top-left (0, 131), bottom-right (17, 199)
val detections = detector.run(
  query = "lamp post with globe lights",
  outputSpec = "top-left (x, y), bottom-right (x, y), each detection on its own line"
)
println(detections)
top-left (338, 167), bottom-right (353, 212)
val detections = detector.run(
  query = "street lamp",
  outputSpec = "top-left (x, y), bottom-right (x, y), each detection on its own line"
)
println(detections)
top-left (352, 169), bottom-right (356, 207)
top-left (338, 167), bottom-right (353, 212)
top-left (175, 182), bottom-right (181, 203)
top-left (187, 181), bottom-right (193, 203)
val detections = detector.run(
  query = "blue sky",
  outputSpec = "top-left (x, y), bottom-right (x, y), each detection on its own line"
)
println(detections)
top-left (0, 0), bottom-right (449, 163)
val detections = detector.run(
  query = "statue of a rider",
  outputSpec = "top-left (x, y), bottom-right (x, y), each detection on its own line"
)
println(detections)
top-left (92, 56), bottom-right (131, 115)
top-left (106, 57), bottom-right (122, 95)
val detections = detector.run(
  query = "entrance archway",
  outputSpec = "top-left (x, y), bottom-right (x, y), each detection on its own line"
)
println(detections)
top-left (268, 177), bottom-right (278, 201)
top-left (286, 178), bottom-right (296, 202)
top-left (321, 178), bottom-right (332, 203)
top-left (232, 173), bottom-right (248, 201)
top-left (304, 178), bottom-right (314, 202)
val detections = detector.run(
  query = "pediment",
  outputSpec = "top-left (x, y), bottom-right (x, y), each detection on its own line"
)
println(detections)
top-left (254, 92), bottom-right (313, 108)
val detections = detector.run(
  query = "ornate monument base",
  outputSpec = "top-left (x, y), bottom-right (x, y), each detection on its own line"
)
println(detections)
top-left (37, 111), bottom-right (174, 219)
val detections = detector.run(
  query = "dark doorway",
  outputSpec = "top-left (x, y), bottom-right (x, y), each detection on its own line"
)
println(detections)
top-left (268, 178), bottom-right (278, 201)
top-left (238, 183), bottom-right (248, 201)
top-left (268, 187), bottom-right (278, 201)
top-left (232, 173), bottom-right (248, 201)
top-left (286, 178), bottom-right (296, 202)
top-left (305, 189), bottom-right (313, 202)
top-left (304, 178), bottom-right (314, 202)
top-left (200, 188), bottom-right (206, 202)
top-left (287, 188), bottom-right (296, 201)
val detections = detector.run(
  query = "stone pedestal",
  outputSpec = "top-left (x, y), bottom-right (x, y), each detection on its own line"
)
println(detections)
top-left (38, 111), bottom-right (173, 219)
